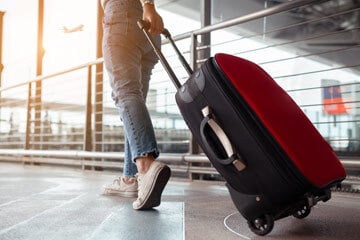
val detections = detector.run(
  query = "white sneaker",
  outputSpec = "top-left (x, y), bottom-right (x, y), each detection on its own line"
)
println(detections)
top-left (133, 161), bottom-right (171, 210)
top-left (102, 176), bottom-right (138, 198)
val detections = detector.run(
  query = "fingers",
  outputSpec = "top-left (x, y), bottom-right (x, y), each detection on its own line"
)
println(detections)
top-left (142, 11), bottom-right (164, 34)
top-left (149, 18), bottom-right (164, 34)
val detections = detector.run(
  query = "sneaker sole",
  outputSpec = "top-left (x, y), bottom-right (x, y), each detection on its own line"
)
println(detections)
top-left (134, 165), bottom-right (171, 210)
top-left (102, 189), bottom-right (138, 198)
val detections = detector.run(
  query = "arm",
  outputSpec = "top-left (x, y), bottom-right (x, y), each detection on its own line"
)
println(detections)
top-left (140, 0), bottom-right (164, 34)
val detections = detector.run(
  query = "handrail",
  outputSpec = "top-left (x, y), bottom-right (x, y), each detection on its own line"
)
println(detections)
top-left (0, 58), bottom-right (104, 93)
top-left (169, 0), bottom-right (319, 42)
top-left (0, 149), bottom-right (358, 170)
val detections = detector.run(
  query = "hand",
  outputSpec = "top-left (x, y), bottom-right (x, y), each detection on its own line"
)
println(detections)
top-left (142, 4), bottom-right (164, 34)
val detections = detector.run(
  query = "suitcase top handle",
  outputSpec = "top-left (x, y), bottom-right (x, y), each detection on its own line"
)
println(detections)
top-left (137, 19), bottom-right (171, 38)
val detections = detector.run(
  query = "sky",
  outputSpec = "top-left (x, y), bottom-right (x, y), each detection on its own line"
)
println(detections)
top-left (0, 0), bottom-right (99, 84)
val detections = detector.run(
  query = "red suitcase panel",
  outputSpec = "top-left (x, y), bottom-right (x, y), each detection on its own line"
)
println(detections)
top-left (215, 53), bottom-right (346, 187)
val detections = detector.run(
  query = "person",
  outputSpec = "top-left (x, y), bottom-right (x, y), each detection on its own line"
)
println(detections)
top-left (101, 0), bottom-right (171, 210)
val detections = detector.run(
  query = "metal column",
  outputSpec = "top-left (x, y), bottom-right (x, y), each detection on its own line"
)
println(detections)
top-left (95, 0), bottom-right (104, 154)
top-left (200, 0), bottom-right (211, 63)
top-left (0, 11), bottom-right (4, 88)
top-left (0, 11), bottom-right (4, 135)
top-left (34, 0), bottom-right (45, 149)
top-left (26, 0), bottom-right (44, 150)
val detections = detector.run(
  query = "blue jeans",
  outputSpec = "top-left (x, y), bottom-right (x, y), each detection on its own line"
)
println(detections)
top-left (102, 0), bottom-right (160, 177)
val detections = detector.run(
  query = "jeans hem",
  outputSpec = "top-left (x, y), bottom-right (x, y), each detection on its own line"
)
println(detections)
top-left (134, 149), bottom-right (160, 162)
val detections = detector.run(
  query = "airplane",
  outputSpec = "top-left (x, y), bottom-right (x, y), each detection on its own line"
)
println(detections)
top-left (62, 24), bottom-right (84, 33)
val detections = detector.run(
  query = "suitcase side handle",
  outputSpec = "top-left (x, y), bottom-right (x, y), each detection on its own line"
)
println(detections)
top-left (200, 107), bottom-right (246, 172)
top-left (137, 20), bottom-right (193, 89)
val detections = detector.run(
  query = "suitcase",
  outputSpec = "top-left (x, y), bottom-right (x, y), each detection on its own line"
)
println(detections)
top-left (138, 20), bottom-right (346, 236)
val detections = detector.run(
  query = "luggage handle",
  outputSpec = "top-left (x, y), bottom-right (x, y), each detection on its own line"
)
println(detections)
top-left (137, 20), bottom-right (193, 90)
top-left (138, 21), bottom-right (246, 171)
top-left (200, 107), bottom-right (246, 172)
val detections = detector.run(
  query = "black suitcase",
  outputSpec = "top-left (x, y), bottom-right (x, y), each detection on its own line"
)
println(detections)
top-left (138, 20), bottom-right (346, 236)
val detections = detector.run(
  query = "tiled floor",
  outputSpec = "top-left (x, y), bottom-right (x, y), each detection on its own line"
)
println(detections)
top-left (0, 162), bottom-right (359, 240)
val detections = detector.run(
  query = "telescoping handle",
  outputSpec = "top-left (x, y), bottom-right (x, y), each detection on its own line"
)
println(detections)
top-left (138, 21), bottom-right (246, 172)
top-left (137, 20), bottom-right (193, 90)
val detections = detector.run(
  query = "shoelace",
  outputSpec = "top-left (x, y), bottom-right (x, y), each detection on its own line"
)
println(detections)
top-left (112, 177), bottom-right (121, 185)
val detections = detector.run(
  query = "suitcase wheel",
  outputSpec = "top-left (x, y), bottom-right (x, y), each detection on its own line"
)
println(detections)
top-left (247, 214), bottom-right (274, 236)
top-left (292, 202), bottom-right (311, 219)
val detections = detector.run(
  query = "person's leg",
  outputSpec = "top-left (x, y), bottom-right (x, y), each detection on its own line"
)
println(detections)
top-left (102, 36), bottom-right (148, 196)
top-left (132, 35), bottom-right (171, 210)
top-left (102, 1), bottom-right (170, 208)
top-left (102, 0), bottom-right (142, 196)
top-left (123, 136), bottom-right (137, 177)
top-left (102, 0), bottom-right (160, 166)
top-left (105, 42), bottom-right (170, 208)
top-left (134, 36), bottom-right (159, 174)
top-left (102, 131), bottom-right (138, 197)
